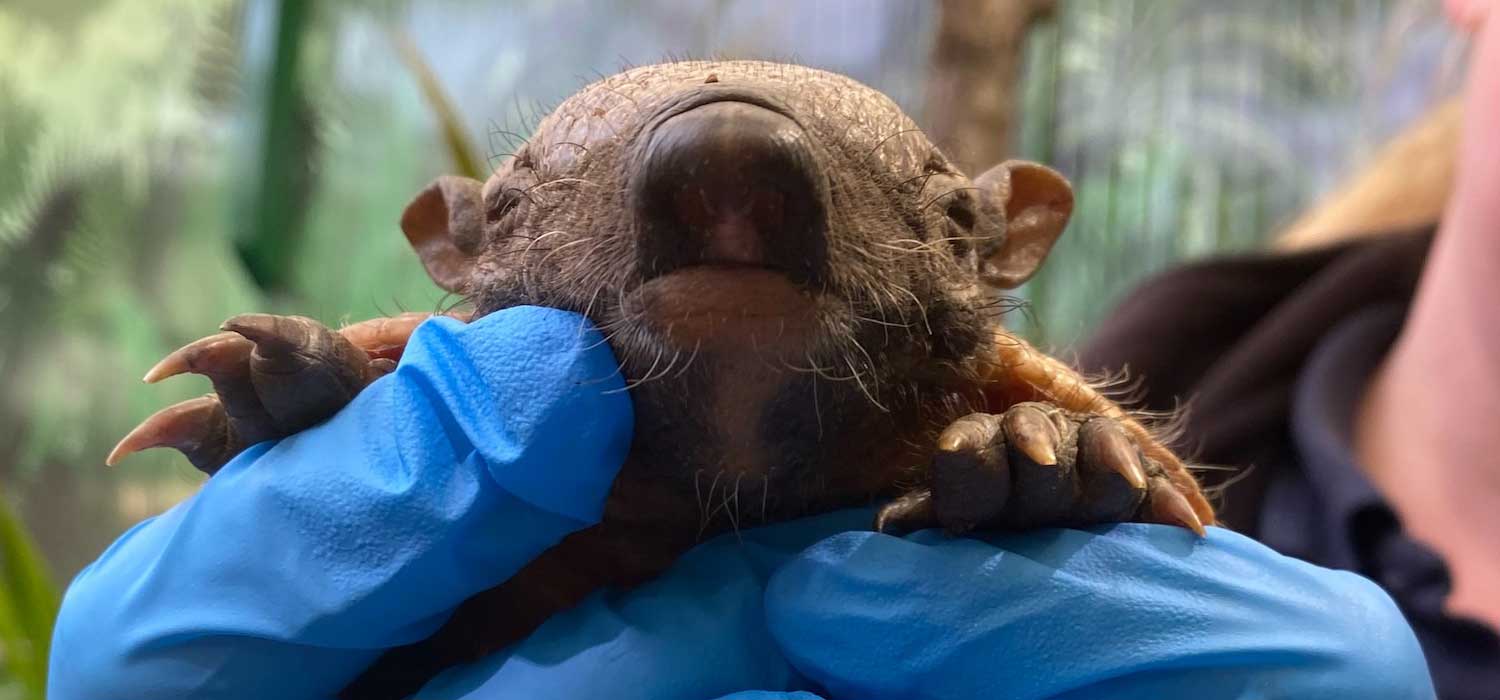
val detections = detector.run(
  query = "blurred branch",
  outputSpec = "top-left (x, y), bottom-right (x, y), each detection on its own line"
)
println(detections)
top-left (237, 0), bottom-right (316, 293)
top-left (0, 495), bottom-right (59, 700)
top-left (389, 29), bottom-right (485, 181)
top-left (925, 0), bottom-right (1057, 171)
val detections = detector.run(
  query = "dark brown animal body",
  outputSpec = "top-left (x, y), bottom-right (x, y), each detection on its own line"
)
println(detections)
top-left (111, 61), bottom-right (1213, 699)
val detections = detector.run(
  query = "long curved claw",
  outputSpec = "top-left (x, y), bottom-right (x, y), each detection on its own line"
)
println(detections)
top-left (107, 395), bottom-right (230, 470)
top-left (142, 328), bottom-right (277, 444)
top-left (116, 312), bottom-right (451, 473)
top-left (936, 412), bottom-right (1002, 453)
top-left (116, 312), bottom-right (429, 473)
top-left (874, 488), bottom-right (938, 535)
top-left (1143, 476), bottom-right (1207, 537)
top-left (142, 332), bottom-right (254, 384)
top-left (1078, 418), bottom-right (1148, 490)
top-left (1001, 404), bottom-right (1059, 467)
top-left (221, 313), bottom-right (311, 356)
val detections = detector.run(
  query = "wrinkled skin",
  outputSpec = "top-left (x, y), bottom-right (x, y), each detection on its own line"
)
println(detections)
top-left (114, 61), bottom-right (1212, 699)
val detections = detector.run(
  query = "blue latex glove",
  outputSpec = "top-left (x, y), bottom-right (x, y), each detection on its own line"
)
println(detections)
top-left (48, 306), bottom-right (633, 700)
top-left (763, 524), bottom-right (1437, 700)
top-left (51, 305), bottom-right (1435, 700)
top-left (409, 509), bottom-right (872, 700)
top-left (416, 517), bottom-right (1434, 700)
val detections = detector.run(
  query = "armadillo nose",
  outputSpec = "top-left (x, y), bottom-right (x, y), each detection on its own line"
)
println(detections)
top-left (633, 101), bottom-right (828, 286)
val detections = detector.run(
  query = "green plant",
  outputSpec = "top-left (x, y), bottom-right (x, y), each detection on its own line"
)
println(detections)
top-left (0, 496), bottom-right (59, 700)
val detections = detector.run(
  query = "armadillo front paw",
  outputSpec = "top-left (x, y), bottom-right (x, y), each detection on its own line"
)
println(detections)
top-left (109, 313), bottom-right (428, 474)
top-left (875, 402), bottom-right (1204, 537)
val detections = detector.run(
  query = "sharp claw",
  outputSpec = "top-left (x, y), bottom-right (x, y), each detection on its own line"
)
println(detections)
top-left (106, 396), bottom-right (223, 466)
top-left (143, 332), bottom-right (254, 383)
top-left (874, 489), bottom-right (937, 535)
top-left (1082, 419), bottom-right (1148, 489)
top-left (936, 414), bottom-right (998, 453)
top-left (222, 313), bottom-right (305, 354)
top-left (1003, 405), bottom-right (1058, 466)
top-left (1147, 479), bottom-right (1207, 537)
top-left (937, 433), bottom-right (965, 452)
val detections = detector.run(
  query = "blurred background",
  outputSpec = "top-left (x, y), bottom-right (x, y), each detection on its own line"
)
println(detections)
top-left (0, 1), bottom-right (1467, 696)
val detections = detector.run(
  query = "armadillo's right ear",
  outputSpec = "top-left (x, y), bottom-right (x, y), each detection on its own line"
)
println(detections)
top-left (972, 160), bottom-right (1073, 289)
top-left (401, 176), bottom-right (485, 293)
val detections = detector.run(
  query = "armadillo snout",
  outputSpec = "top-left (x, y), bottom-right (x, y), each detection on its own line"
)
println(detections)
top-left (632, 100), bottom-right (828, 288)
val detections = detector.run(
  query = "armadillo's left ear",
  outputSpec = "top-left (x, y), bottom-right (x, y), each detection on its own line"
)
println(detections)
top-left (401, 175), bottom-right (486, 293)
top-left (973, 160), bottom-right (1074, 289)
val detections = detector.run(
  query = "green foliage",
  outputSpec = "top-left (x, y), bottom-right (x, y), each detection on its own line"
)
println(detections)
top-left (238, 0), bottom-right (317, 292)
top-left (1010, 0), bottom-right (1450, 348)
top-left (0, 0), bottom-right (249, 481)
top-left (0, 497), bottom-right (58, 700)
top-left (0, 0), bottom-right (238, 255)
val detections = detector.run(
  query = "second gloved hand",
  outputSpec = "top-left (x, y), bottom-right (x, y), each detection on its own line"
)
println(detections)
top-left (421, 519), bottom-right (1435, 700)
top-left (765, 524), bottom-right (1436, 700)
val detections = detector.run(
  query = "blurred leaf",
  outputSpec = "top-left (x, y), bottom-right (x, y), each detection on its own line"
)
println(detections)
top-left (390, 28), bottom-right (485, 180)
top-left (0, 495), bottom-right (59, 700)
top-left (238, 0), bottom-right (316, 292)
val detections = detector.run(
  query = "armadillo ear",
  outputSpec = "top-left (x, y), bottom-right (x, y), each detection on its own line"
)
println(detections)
top-left (973, 160), bottom-right (1074, 289)
top-left (401, 176), bottom-right (485, 293)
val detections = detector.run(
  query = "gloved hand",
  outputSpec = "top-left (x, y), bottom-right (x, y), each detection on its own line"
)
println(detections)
top-left (47, 306), bottom-right (634, 700)
top-left (418, 517), bottom-right (1435, 700)
top-left (50, 306), bottom-right (1435, 700)
top-left (763, 524), bottom-right (1436, 700)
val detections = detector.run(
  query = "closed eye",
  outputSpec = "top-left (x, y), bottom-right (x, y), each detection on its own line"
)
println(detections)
top-left (945, 200), bottom-right (978, 257)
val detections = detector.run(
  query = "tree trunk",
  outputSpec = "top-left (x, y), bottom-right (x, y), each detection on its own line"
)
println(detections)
top-left (926, 0), bottom-right (1056, 172)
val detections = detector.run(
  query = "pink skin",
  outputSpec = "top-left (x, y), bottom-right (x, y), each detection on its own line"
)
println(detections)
top-left (1356, 0), bottom-right (1500, 628)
